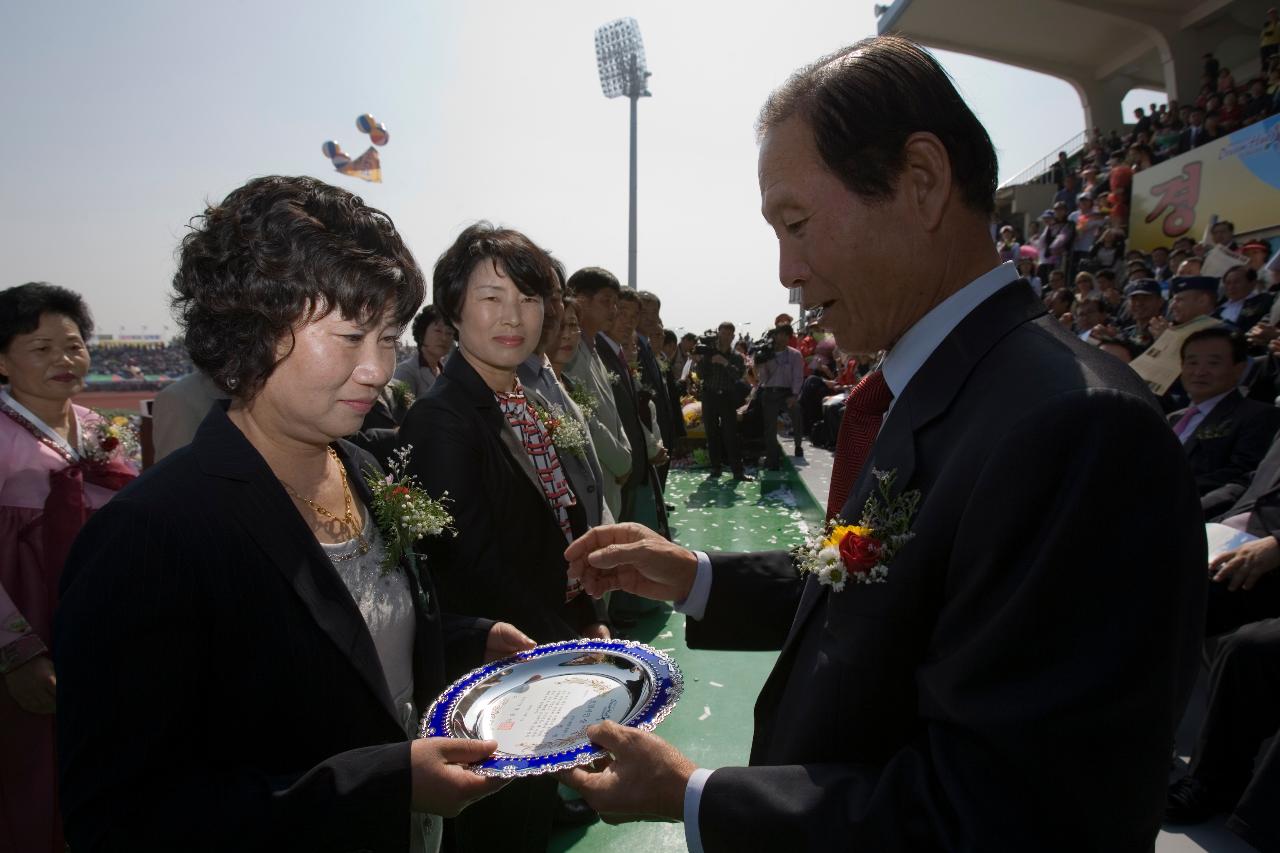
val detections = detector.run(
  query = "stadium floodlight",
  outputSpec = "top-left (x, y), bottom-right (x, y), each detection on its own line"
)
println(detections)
top-left (595, 17), bottom-right (651, 99)
top-left (594, 17), bottom-right (652, 289)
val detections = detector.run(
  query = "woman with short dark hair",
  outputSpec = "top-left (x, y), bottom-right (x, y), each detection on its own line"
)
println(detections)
top-left (398, 222), bottom-right (606, 851)
top-left (393, 304), bottom-right (454, 398)
top-left (0, 281), bottom-right (136, 853)
top-left (55, 177), bottom-right (527, 852)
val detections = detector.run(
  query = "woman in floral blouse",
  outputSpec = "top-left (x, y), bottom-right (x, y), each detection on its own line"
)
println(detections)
top-left (0, 282), bottom-right (136, 853)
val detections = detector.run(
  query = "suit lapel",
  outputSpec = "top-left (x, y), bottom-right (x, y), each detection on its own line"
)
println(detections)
top-left (774, 282), bottom-right (1044, 657)
top-left (500, 390), bottom-right (552, 500)
top-left (194, 407), bottom-right (401, 728)
top-left (597, 335), bottom-right (637, 402)
top-left (442, 350), bottom-right (551, 507)
top-left (782, 397), bottom-right (918, 646)
top-left (1184, 392), bottom-right (1240, 456)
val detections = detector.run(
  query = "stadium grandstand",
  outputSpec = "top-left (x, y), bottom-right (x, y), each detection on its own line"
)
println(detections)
top-left (878, 0), bottom-right (1280, 256)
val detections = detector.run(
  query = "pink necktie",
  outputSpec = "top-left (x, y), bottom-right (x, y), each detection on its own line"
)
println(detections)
top-left (1172, 406), bottom-right (1200, 439)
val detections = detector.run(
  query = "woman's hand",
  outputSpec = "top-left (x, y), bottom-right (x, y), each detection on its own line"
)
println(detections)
top-left (4, 654), bottom-right (56, 714)
top-left (484, 622), bottom-right (536, 663)
top-left (410, 737), bottom-right (509, 816)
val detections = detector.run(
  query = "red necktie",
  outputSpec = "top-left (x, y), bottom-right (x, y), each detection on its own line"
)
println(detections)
top-left (826, 370), bottom-right (893, 521)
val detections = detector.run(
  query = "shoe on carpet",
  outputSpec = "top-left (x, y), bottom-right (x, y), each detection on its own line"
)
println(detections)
top-left (1164, 775), bottom-right (1225, 825)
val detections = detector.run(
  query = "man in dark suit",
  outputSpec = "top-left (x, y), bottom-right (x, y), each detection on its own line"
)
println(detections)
top-left (1170, 327), bottom-right (1280, 517)
top-left (1166, 426), bottom-right (1280, 843)
top-left (1214, 264), bottom-right (1274, 333)
top-left (559, 36), bottom-right (1206, 851)
top-left (595, 287), bottom-right (655, 524)
top-left (1198, 429), bottom-right (1280, 638)
top-left (1178, 107), bottom-right (1210, 154)
top-left (636, 290), bottom-right (681, 485)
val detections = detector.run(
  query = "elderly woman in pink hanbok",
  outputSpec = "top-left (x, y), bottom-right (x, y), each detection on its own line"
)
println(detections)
top-left (0, 282), bottom-right (136, 853)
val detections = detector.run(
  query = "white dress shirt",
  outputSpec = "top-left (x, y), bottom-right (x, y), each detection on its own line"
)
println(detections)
top-left (1174, 390), bottom-right (1234, 444)
top-left (1218, 299), bottom-right (1246, 326)
top-left (675, 261), bottom-right (1021, 852)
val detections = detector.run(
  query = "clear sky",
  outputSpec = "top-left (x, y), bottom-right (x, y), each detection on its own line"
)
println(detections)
top-left (2, 1), bottom-right (1148, 342)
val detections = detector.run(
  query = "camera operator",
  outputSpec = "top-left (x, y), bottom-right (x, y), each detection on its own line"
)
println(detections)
top-left (697, 321), bottom-right (748, 479)
top-left (755, 323), bottom-right (805, 469)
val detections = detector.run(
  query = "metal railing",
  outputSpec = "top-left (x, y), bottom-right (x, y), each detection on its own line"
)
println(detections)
top-left (999, 130), bottom-right (1088, 189)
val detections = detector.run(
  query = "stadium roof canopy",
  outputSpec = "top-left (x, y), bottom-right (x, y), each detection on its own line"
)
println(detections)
top-left (878, 0), bottom-right (1274, 132)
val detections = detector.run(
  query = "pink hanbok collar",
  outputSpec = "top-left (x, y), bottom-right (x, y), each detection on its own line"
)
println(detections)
top-left (0, 389), bottom-right (82, 464)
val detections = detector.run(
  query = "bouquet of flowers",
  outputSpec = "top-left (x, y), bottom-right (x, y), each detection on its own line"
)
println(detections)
top-left (364, 445), bottom-right (453, 574)
top-left (533, 402), bottom-right (589, 458)
top-left (567, 385), bottom-right (599, 421)
top-left (793, 469), bottom-right (920, 591)
top-left (81, 414), bottom-right (139, 465)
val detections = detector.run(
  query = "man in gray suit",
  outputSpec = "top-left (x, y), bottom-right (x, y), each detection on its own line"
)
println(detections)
top-left (565, 270), bottom-right (634, 521)
top-left (518, 269), bottom-right (613, 531)
top-left (151, 370), bottom-right (225, 461)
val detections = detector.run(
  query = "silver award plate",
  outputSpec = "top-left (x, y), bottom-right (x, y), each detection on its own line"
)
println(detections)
top-left (419, 638), bottom-right (683, 778)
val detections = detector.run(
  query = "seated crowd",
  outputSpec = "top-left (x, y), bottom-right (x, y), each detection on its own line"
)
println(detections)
top-left (998, 134), bottom-right (1280, 841)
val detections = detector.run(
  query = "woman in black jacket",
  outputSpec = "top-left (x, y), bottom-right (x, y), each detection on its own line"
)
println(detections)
top-left (55, 177), bottom-right (528, 853)
top-left (399, 223), bottom-right (608, 851)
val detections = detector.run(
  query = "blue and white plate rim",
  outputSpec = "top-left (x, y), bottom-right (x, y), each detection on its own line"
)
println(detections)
top-left (419, 637), bottom-right (684, 778)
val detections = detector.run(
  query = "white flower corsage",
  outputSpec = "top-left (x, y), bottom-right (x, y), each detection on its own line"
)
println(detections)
top-left (794, 468), bottom-right (920, 590)
top-left (363, 445), bottom-right (453, 574)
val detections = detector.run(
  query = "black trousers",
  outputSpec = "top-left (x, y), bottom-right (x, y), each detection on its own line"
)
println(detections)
top-left (702, 390), bottom-right (741, 473)
top-left (1190, 617), bottom-right (1280, 852)
top-left (760, 386), bottom-right (802, 466)
top-left (1206, 571), bottom-right (1280, 638)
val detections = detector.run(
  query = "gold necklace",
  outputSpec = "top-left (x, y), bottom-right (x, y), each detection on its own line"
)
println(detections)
top-left (280, 447), bottom-right (370, 561)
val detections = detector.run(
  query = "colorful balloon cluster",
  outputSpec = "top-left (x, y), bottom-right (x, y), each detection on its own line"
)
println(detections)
top-left (321, 113), bottom-right (390, 183)
top-left (321, 139), bottom-right (351, 168)
top-left (357, 113), bottom-right (390, 146)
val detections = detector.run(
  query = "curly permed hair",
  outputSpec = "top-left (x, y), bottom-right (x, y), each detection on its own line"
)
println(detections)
top-left (172, 175), bottom-right (425, 398)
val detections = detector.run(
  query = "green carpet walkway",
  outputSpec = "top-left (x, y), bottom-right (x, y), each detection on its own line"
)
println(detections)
top-left (550, 465), bottom-right (823, 853)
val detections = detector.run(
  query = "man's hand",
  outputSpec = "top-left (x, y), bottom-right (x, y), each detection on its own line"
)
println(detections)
top-left (4, 654), bottom-right (56, 714)
top-left (1246, 322), bottom-right (1278, 346)
top-left (1148, 315), bottom-right (1171, 337)
top-left (565, 523), bottom-right (698, 602)
top-left (409, 738), bottom-right (509, 816)
top-left (1209, 537), bottom-right (1280, 591)
top-left (649, 446), bottom-right (669, 467)
top-left (484, 622), bottom-right (536, 662)
top-left (558, 722), bottom-right (695, 824)
top-left (786, 395), bottom-right (798, 407)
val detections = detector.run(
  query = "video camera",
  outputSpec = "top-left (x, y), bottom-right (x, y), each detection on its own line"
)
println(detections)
top-left (692, 334), bottom-right (718, 357)
top-left (750, 332), bottom-right (777, 366)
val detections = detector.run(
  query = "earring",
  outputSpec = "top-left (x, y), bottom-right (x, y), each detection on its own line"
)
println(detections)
top-left (226, 376), bottom-right (239, 390)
